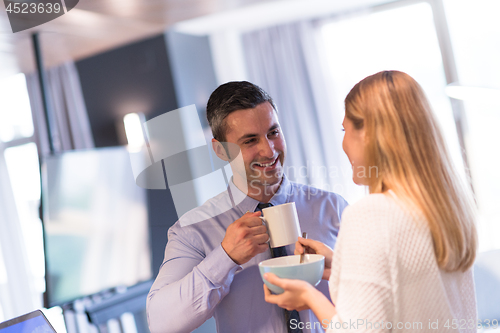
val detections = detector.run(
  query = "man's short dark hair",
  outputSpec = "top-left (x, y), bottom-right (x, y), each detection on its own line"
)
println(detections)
top-left (206, 81), bottom-right (277, 142)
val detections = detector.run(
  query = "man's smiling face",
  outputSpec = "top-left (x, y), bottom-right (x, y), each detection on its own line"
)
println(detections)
top-left (223, 101), bottom-right (286, 195)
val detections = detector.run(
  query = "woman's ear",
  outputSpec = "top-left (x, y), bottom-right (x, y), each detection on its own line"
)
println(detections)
top-left (361, 127), bottom-right (368, 145)
top-left (212, 139), bottom-right (230, 161)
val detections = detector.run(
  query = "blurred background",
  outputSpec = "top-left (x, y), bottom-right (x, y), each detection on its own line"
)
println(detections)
top-left (0, 0), bottom-right (499, 332)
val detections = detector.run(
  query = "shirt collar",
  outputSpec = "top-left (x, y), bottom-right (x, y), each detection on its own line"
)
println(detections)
top-left (228, 174), bottom-right (292, 214)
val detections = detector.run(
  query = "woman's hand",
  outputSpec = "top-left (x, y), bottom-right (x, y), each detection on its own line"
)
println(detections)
top-left (263, 273), bottom-right (315, 311)
top-left (294, 237), bottom-right (334, 280)
top-left (264, 273), bottom-right (338, 330)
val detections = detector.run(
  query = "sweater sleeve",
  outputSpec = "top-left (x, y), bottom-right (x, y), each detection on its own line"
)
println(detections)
top-left (326, 197), bottom-right (394, 333)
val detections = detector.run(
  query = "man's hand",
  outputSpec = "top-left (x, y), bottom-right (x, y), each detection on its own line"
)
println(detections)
top-left (294, 237), bottom-right (334, 280)
top-left (221, 211), bottom-right (270, 265)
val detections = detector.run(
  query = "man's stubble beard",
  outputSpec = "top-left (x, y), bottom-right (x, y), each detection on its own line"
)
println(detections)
top-left (247, 156), bottom-right (284, 195)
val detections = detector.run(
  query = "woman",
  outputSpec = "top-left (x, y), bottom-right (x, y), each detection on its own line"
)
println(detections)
top-left (263, 71), bottom-right (477, 332)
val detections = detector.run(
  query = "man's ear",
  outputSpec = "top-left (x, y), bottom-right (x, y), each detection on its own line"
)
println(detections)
top-left (212, 139), bottom-right (229, 161)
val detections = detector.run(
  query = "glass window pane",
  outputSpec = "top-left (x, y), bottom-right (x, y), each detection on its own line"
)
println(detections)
top-left (4, 143), bottom-right (45, 300)
top-left (321, 2), bottom-right (466, 183)
top-left (0, 243), bottom-right (7, 322)
top-left (0, 243), bottom-right (7, 285)
top-left (444, 0), bottom-right (500, 252)
top-left (4, 143), bottom-right (41, 202)
top-left (0, 73), bottom-right (34, 142)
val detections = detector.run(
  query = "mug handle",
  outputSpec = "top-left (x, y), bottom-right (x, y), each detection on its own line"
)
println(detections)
top-left (259, 216), bottom-right (271, 244)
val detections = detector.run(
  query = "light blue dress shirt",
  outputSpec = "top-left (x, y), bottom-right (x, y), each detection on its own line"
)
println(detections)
top-left (147, 175), bottom-right (348, 333)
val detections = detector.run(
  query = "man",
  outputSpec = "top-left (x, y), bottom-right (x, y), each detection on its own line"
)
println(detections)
top-left (147, 81), bottom-right (348, 333)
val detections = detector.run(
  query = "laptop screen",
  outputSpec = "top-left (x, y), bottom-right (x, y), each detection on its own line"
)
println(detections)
top-left (0, 311), bottom-right (56, 333)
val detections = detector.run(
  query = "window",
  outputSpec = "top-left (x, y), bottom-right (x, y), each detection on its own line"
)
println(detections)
top-left (0, 73), bottom-right (44, 320)
top-left (4, 142), bottom-right (45, 294)
top-left (0, 74), bottom-right (34, 142)
top-left (321, 2), bottom-right (464, 176)
top-left (443, 0), bottom-right (500, 252)
top-left (319, 0), bottom-right (499, 252)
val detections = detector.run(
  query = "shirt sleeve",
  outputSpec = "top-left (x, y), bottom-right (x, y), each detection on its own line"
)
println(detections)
top-left (147, 223), bottom-right (241, 333)
top-left (326, 202), bottom-right (394, 333)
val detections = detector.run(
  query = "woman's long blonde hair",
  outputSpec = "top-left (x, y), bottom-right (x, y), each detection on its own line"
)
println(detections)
top-left (345, 70), bottom-right (477, 272)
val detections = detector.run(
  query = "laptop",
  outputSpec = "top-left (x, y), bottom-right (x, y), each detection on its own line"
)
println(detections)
top-left (0, 310), bottom-right (57, 333)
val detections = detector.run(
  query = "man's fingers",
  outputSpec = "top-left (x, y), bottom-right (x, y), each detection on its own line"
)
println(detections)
top-left (243, 216), bottom-right (265, 227)
top-left (243, 211), bottom-right (260, 217)
top-left (257, 243), bottom-right (270, 252)
top-left (249, 225), bottom-right (268, 236)
top-left (255, 233), bottom-right (270, 245)
top-left (236, 212), bottom-right (262, 228)
top-left (242, 211), bottom-right (261, 219)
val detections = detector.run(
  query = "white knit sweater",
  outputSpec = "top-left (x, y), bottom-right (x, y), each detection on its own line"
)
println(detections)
top-left (326, 192), bottom-right (477, 333)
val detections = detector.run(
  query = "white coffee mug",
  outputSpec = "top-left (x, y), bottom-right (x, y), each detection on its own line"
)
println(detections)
top-left (259, 202), bottom-right (302, 248)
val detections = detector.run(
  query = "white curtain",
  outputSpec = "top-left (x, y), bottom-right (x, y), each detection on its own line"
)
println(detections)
top-left (26, 61), bottom-right (94, 155)
top-left (0, 61), bottom-right (94, 321)
top-left (0, 143), bottom-right (36, 320)
top-left (242, 21), bottom-right (352, 195)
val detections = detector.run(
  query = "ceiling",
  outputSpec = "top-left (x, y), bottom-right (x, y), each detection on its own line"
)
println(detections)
top-left (0, 0), bottom-right (278, 77)
top-left (0, 0), bottom-right (390, 78)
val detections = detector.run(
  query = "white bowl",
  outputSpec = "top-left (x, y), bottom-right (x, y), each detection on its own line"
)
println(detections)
top-left (258, 254), bottom-right (325, 294)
